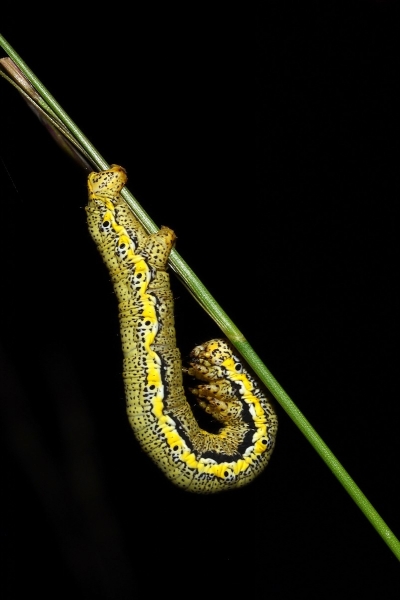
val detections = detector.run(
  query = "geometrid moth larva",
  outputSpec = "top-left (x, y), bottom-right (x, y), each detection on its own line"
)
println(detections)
top-left (86, 166), bottom-right (278, 493)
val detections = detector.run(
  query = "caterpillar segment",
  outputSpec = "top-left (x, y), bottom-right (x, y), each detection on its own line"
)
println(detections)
top-left (86, 165), bottom-right (278, 493)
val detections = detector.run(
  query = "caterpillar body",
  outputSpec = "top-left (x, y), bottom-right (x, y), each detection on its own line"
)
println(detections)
top-left (86, 166), bottom-right (278, 493)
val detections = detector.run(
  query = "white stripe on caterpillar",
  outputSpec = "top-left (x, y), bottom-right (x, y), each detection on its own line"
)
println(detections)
top-left (86, 165), bottom-right (278, 493)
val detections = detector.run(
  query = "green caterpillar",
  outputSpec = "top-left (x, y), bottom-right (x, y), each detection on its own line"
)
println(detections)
top-left (86, 166), bottom-right (278, 493)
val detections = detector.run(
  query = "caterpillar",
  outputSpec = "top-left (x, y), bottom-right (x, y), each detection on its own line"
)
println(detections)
top-left (86, 165), bottom-right (278, 493)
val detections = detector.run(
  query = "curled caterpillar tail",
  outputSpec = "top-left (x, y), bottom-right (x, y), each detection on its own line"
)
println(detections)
top-left (86, 166), bottom-right (278, 493)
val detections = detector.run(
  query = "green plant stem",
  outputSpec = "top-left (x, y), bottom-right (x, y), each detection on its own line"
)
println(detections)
top-left (1, 33), bottom-right (399, 560)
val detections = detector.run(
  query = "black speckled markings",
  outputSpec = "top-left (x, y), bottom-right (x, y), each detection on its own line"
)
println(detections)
top-left (86, 166), bottom-right (278, 493)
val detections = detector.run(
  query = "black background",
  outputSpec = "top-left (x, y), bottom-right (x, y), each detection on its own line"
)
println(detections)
top-left (1, 3), bottom-right (399, 598)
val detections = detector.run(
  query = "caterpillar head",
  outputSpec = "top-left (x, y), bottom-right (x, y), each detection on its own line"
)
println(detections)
top-left (88, 165), bottom-right (128, 202)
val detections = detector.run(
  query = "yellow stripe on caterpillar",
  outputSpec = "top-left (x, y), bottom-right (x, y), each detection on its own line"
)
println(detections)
top-left (86, 165), bottom-right (278, 493)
